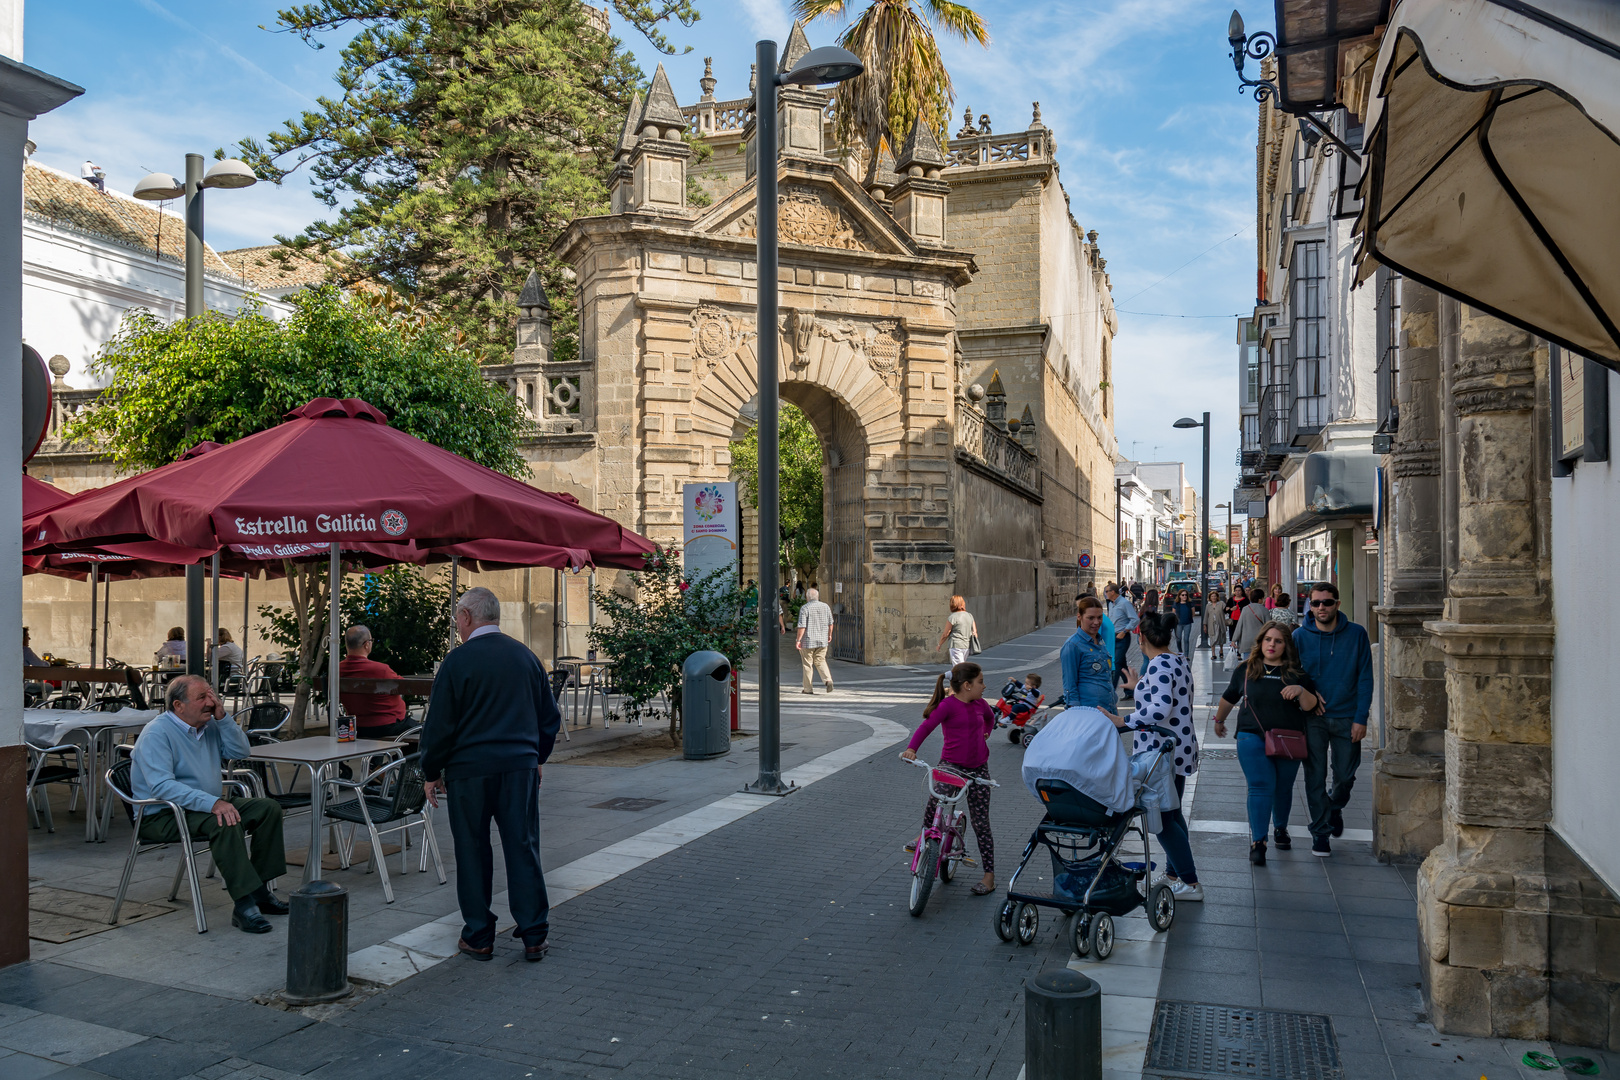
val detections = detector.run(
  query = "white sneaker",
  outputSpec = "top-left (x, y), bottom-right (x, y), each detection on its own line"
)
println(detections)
top-left (1168, 880), bottom-right (1204, 902)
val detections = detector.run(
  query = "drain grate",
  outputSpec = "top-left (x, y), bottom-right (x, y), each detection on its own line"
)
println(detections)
top-left (1144, 1002), bottom-right (1342, 1080)
top-left (589, 797), bottom-right (667, 812)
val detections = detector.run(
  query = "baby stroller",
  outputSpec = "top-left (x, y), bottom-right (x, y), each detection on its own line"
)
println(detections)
top-left (993, 724), bottom-right (1180, 960)
top-left (995, 680), bottom-right (1047, 745)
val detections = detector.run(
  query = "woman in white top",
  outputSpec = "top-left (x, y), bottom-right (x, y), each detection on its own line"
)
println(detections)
top-left (154, 626), bottom-right (186, 666)
top-left (1120, 610), bottom-right (1202, 901)
top-left (935, 594), bottom-right (977, 667)
top-left (214, 628), bottom-right (245, 678)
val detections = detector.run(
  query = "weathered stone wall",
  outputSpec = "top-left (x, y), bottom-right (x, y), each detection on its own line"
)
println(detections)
top-left (952, 459), bottom-right (1042, 647)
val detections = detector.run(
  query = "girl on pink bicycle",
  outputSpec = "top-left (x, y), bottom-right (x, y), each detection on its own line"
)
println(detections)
top-left (900, 661), bottom-right (998, 895)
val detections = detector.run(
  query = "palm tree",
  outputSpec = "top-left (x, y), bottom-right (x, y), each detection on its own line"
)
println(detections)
top-left (793, 0), bottom-right (989, 158)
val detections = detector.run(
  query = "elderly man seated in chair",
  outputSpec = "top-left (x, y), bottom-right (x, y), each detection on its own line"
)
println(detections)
top-left (130, 674), bottom-right (289, 933)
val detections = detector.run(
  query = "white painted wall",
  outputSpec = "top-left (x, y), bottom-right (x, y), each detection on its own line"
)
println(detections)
top-left (1550, 371), bottom-right (1620, 895)
top-left (23, 208), bottom-right (293, 383)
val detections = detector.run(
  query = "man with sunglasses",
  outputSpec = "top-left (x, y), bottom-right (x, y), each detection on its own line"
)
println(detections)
top-left (1293, 582), bottom-right (1374, 856)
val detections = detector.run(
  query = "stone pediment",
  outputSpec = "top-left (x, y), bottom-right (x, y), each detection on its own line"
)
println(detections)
top-left (693, 167), bottom-right (919, 258)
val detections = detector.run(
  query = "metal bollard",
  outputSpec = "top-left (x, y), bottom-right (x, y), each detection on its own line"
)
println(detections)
top-left (284, 880), bottom-right (349, 1004)
top-left (1025, 967), bottom-right (1102, 1080)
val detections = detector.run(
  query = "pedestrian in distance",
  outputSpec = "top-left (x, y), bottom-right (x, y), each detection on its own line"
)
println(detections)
top-left (901, 661), bottom-right (997, 895)
top-left (1120, 612), bottom-right (1202, 899)
top-left (1061, 597), bottom-right (1118, 711)
top-left (1230, 587), bottom-right (1268, 661)
top-left (935, 594), bottom-right (977, 668)
top-left (1293, 582), bottom-right (1374, 857)
top-left (1213, 622), bottom-right (1319, 865)
top-left (1171, 589), bottom-right (1195, 654)
top-left (1204, 590), bottom-right (1229, 660)
top-left (796, 587), bottom-right (835, 693)
top-left (1266, 583), bottom-right (1286, 610)
top-left (1103, 583), bottom-right (1138, 697)
top-left (1141, 587), bottom-right (1160, 618)
top-left (421, 587), bottom-right (562, 963)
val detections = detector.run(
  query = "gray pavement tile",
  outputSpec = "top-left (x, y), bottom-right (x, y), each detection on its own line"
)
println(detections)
top-left (1252, 887), bottom-right (1341, 912)
top-left (1260, 976), bottom-right (1361, 1015)
top-left (1325, 1013), bottom-right (1388, 1054)
top-left (1248, 907), bottom-right (1347, 934)
top-left (1354, 961), bottom-right (1423, 994)
top-left (1342, 914), bottom-right (1419, 940)
top-left (242, 1023), bottom-right (393, 1074)
top-left (1337, 1048), bottom-right (1397, 1079)
top-left (150, 1003), bottom-right (315, 1056)
top-left (76, 1038), bottom-right (231, 1080)
top-left (0, 1013), bottom-right (148, 1065)
top-left (1153, 969), bottom-right (1263, 1007)
top-left (1170, 902), bottom-right (1253, 927)
top-left (1337, 895), bottom-right (1420, 919)
top-left (0, 963), bottom-right (104, 1011)
top-left (1259, 953), bottom-right (1361, 983)
top-left (1350, 935), bottom-right (1421, 966)
top-left (1171, 922), bottom-right (1257, 952)
top-left (1257, 927), bottom-right (1355, 958)
top-left (1365, 986), bottom-right (1428, 1023)
top-left (1161, 945), bottom-right (1260, 976)
top-left (0, 1050), bottom-right (75, 1080)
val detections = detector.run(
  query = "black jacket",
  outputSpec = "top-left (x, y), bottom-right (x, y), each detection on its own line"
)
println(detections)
top-left (419, 631), bottom-right (561, 782)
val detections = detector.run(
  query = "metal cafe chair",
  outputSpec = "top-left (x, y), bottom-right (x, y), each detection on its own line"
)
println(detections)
top-left (104, 758), bottom-right (255, 934)
top-left (323, 752), bottom-right (445, 904)
top-left (25, 738), bottom-right (84, 832)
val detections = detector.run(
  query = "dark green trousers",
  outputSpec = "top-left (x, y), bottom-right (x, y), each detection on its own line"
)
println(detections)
top-left (138, 797), bottom-right (287, 901)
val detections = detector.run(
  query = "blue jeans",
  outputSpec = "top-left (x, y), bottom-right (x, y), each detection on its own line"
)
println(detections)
top-left (1113, 637), bottom-right (1131, 688)
top-left (1155, 773), bottom-right (1197, 884)
top-left (1235, 732), bottom-right (1302, 843)
top-left (1174, 623), bottom-right (1194, 654)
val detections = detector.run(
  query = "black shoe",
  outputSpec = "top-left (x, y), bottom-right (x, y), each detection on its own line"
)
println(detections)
top-left (1273, 829), bottom-right (1291, 851)
top-left (231, 904), bottom-right (273, 934)
top-left (1312, 836), bottom-right (1331, 857)
top-left (524, 941), bottom-right (550, 962)
top-left (1330, 808), bottom-right (1345, 838)
top-left (251, 887), bottom-right (289, 915)
top-left (1250, 841), bottom-right (1266, 866)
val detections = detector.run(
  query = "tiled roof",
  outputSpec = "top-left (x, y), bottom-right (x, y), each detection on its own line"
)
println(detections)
top-left (23, 161), bottom-right (235, 277)
top-left (218, 244), bottom-right (335, 290)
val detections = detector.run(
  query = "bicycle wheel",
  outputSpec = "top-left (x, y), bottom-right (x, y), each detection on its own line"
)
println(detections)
top-left (908, 838), bottom-right (939, 917)
top-left (941, 820), bottom-right (963, 882)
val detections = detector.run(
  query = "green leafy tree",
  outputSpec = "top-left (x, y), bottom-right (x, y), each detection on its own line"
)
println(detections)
top-left (71, 286), bottom-right (528, 733)
top-left (1208, 538), bottom-right (1229, 559)
top-left (729, 402), bottom-right (824, 578)
top-left (236, 0), bottom-right (699, 364)
top-left (588, 550), bottom-right (759, 745)
top-left (795, 0), bottom-right (989, 155)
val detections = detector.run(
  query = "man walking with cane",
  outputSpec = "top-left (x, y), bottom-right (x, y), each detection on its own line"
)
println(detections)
top-left (421, 587), bottom-right (562, 962)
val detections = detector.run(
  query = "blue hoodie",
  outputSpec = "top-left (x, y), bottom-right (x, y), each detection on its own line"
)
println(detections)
top-left (1293, 615), bottom-right (1374, 729)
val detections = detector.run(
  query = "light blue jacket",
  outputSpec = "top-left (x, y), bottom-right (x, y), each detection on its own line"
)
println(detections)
top-left (131, 712), bottom-right (251, 813)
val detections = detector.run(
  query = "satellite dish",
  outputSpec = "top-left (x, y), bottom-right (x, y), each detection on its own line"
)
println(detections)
top-left (22, 343), bottom-right (51, 463)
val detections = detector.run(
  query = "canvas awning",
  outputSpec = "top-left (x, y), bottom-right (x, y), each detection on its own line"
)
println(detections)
top-left (1353, 0), bottom-right (1620, 369)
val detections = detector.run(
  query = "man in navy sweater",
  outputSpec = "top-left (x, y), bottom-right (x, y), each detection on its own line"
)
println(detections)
top-left (422, 587), bottom-right (561, 962)
top-left (1293, 581), bottom-right (1375, 857)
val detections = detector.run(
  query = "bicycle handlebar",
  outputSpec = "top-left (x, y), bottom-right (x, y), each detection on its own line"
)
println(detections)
top-left (899, 754), bottom-right (1001, 787)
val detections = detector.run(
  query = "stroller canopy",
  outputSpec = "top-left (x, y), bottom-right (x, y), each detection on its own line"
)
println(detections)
top-left (1022, 707), bottom-right (1134, 813)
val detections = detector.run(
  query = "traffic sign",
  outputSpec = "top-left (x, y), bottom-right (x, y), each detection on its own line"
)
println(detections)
top-left (1078, 551), bottom-right (1092, 569)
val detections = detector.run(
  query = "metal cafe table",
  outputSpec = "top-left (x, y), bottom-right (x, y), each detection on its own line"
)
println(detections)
top-left (248, 735), bottom-right (404, 885)
top-left (23, 707), bottom-right (161, 842)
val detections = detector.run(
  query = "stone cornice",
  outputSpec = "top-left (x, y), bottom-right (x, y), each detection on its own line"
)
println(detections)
top-left (1422, 620), bottom-right (1555, 658)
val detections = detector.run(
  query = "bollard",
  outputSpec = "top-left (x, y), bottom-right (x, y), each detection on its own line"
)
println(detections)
top-left (1025, 967), bottom-right (1102, 1080)
top-left (284, 880), bottom-right (349, 1004)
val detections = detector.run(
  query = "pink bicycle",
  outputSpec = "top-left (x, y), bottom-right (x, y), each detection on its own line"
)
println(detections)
top-left (902, 755), bottom-right (999, 917)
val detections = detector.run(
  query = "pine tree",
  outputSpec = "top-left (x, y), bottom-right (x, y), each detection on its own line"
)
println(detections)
top-left (236, 0), bottom-right (699, 362)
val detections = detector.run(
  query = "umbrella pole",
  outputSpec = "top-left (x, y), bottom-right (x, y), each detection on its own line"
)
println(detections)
top-left (102, 573), bottom-right (110, 669)
top-left (552, 568), bottom-right (560, 671)
top-left (210, 553), bottom-right (221, 689)
top-left (449, 555), bottom-right (459, 657)
top-left (329, 543), bottom-right (341, 732)
top-left (241, 571), bottom-right (251, 712)
top-left (88, 560), bottom-right (98, 671)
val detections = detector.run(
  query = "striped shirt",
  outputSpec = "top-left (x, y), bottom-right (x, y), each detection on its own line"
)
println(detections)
top-left (797, 601), bottom-right (833, 647)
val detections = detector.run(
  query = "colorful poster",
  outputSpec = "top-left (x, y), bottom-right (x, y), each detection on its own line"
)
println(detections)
top-left (683, 482), bottom-right (740, 587)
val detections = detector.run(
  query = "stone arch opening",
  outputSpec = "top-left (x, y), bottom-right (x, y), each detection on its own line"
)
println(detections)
top-left (728, 382), bottom-right (872, 662)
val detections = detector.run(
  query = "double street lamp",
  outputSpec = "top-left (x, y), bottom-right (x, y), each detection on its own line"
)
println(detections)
top-left (133, 154), bottom-right (258, 678)
top-left (1173, 412), bottom-right (1211, 648)
top-left (748, 38), bottom-right (863, 797)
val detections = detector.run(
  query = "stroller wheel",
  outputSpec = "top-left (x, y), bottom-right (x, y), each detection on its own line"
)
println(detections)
top-left (1087, 912), bottom-right (1115, 960)
top-left (1008, 726), bottom-right (1022, 743)
top-left (1019, 727), bottom-right (1036, 749)
top-left (1070, 912), bottom-right (1092, 958)
top-left (994, 897), bottom-right (1017, 942)
top-left (1014, 903), bottom-right (1040, 946)
top-left (1148, 882), bottom-right (1176, 932)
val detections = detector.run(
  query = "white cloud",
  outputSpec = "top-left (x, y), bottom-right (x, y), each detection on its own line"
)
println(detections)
top-left (737, 0), bottom-right (794, 41)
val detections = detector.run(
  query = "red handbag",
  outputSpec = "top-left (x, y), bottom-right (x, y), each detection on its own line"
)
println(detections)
top-left (1245, 675), bottom-right (1309, 760)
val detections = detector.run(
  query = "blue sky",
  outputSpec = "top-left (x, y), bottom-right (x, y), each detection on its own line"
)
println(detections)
top-left (25, 0), bottom-right (1267, 525)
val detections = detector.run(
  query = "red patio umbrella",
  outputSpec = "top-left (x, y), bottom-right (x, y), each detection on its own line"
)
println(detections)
top-left (23, 474), bottom-right (71, 517)
top-left (25, 398), bottom-right (645, 557)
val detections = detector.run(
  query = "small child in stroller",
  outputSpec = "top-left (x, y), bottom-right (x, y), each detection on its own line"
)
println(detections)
top-left (995, 673), bottom-right (1044, 735)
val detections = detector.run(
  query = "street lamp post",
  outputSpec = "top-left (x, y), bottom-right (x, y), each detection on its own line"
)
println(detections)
top-left (746, 38), bottom-right (863, 797)
top-left (1174, 412), bottom-right (1211, 648)
top-left (1216, 501), bottom-right (1233, 594)
top-left (134, 154), bottom-right (257, 679)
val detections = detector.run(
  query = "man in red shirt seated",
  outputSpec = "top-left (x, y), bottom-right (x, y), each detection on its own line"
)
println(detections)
top-left (338, 625), bottom-right (411, 738)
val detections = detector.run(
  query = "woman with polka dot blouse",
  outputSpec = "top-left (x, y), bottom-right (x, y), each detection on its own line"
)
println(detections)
top-left (1120, 611), bottom-right (1202, 901)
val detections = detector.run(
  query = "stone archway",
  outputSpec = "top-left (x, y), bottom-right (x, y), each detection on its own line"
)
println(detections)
top-left (692, 331), bottom-right (898, 662)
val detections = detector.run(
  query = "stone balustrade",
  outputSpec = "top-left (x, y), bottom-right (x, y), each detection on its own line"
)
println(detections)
top-left (944, 130), bottom-right (1052, 170)
top-left (955, 398), bottom-right (1039, 496)
top-left (38, 387), bottom-right (103, 453)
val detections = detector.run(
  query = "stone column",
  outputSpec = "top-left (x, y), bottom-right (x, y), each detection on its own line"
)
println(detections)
top-left (1417, 307), bottom-right (1558, 1039)
top-left (1373, 281), bottom-right (1447, 861)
